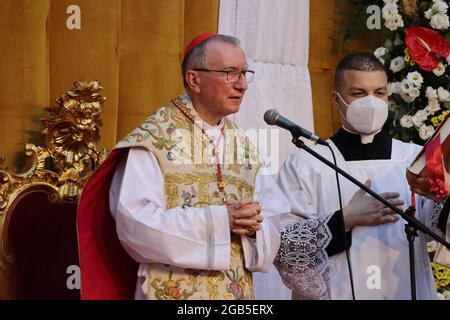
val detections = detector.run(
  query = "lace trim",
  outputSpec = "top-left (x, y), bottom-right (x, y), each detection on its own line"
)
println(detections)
top-left (205, 206), bottom-right (215, 269)
top-left (274, 214), bottom-right (333, 300)
top-left (423, 200), bottom-right (445, 241)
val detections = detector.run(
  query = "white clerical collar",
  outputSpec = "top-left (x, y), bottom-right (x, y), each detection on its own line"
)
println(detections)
top-left (342, 126), bottom-right (381, 144)
top-left (183, 92), bottom-right (225, 129)
top-left (202, 118), bottom-right (223, 129)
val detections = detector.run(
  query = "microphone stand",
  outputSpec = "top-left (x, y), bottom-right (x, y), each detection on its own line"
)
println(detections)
top-left (291, 135), bottom-right (450, 300)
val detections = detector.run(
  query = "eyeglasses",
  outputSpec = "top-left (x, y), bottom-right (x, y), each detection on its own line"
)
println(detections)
top-left (193, 68), bottom-right (255, 83)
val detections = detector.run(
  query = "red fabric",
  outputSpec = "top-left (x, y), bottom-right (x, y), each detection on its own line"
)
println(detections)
top-left (183, 33), bottom-right (218, 62)
top-left (9, 192), bottom-right (79, 299)
top-left (425, 134), bottom-right (448, 201)
top-left (405, 27), bottom-right (450, 72)
top-left (77, 148), bottom-right (139, 300)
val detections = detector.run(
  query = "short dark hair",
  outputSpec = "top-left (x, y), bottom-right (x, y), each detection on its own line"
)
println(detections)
top-left (334, 53), bottom-right (386, 89)
top-left (181, 35), bottom-right (241, 89)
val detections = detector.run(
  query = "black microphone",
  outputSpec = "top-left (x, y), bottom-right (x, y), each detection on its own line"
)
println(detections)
top-left (264, 109), bottom-right (329, 146)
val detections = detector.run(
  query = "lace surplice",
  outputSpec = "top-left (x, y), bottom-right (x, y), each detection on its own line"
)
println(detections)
top-left (422, 200), bottom-right (446, 241)
top-left (274, 214), bottom-right (334, 300)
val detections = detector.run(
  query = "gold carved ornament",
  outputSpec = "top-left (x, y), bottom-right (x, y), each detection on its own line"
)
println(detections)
top-left (0, 80), bottom-right (107, 274)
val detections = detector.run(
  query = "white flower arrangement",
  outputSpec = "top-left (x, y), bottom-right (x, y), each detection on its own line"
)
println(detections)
top-left (370, 0), bottom-right (450, 143)
top-left (348, 0), bottom-right (450, 298)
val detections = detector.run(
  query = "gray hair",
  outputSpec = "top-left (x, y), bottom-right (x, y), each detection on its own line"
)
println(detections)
top-left (182, 35), bottom-right (241, 89)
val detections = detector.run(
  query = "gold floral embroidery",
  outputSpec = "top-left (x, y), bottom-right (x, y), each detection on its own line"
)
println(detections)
top-left (227, 164), bottom-right (241, 174)
top-left (231, 235), bottom-right (242, 258)
top-left (225, 266), bottom-right (251, 300)
top-left (184, 270), bottom-right (203, 298)
top-left (164, 173), bottom-right (254, 208)
top-left (205, 271), bottom-right (225, 300)
top-left (244, 272), bottom-right (254, 300)
top-left (150, 270), bottom-right (200, 300)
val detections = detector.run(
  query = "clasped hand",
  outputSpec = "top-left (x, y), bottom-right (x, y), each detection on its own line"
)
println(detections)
top-left (227, 199), bottom-right (263, 237)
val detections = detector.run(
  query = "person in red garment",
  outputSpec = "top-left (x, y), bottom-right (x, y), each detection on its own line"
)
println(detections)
top-left (76, 33), bottom-right (289, 299)
top-left (407, 152), bottom-right (450, 268)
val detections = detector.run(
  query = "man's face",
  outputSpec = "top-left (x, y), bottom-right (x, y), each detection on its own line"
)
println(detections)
top-left (194, 41), bottom-right (248, 119)
top-left (332, 70), bottom-right (388, 132)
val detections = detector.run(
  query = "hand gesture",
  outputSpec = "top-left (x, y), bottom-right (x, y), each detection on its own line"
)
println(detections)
top-left (226, 199), bottom-right (263, 236)
top-left (343, 180), bottom-right (404, 230)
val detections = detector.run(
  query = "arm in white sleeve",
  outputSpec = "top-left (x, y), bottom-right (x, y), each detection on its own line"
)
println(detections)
top-left (109, 147), bottom-right (231, 270)
top-left (241, 166), bottom-right (290, 273)
top-left (273, 155), bottom-right (337, 300)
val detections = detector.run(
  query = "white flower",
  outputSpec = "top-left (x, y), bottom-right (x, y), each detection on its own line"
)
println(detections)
top-left (430, 13), bottom-right (450, 30)
top-left (426, 98), bottom-right (441, 114)
top-left (384, 14), bottom-right (404, 31)
top-left (400, 115), bottom-right (414, 128)
top-left (401, 88), bottom-right (420, 103)
top-left (400, 80), bottom-right (420, 102)
top-left (433, 63), bottom-right (446, 76)
top-left (426, 86), bottom-right (438, 99)
top-left (447, 54), bottom-right (450, 65)
top-left (408, 87), bottom-right (420, 98)
top-left (382, 4), bottom-right (399, 20)
top-left (425, 1), bottom-right (449, 19)
top-left (390, 57), bottom-right (406, 73)
top-left (438, 290), bottom-right (450, 300)
top-left (443, 291), bottom-right (450, 300)
top-left (401, 79), bottom-right (414, 92)
top-left (374, 47), bottom-right (387, 57)
top-left (388, 82), bottom-right (402, 96)
top-left (438, 86), bottom-right (450, 101)
top-left (413, 109), bottom-right (429, 127)
top-left (382, 3), bottom-right (404, 31)
top-left (432, 1), bottom-right (449, 14)
top-left (419, 124), bottom-right (435, 140)
top-left (383, 0), bottom-right (398, 4)
top-left (406, 71), bottom-right (423, 87)
top-left (374, 47), bottom-right (388, 64)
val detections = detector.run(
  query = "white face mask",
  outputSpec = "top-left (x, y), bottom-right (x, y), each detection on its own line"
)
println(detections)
top-left (336, 93), bottom-right (388, 134)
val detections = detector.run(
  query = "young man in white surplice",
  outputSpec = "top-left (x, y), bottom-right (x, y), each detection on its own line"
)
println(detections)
top-left (275, 53), bottom-right (448, 300)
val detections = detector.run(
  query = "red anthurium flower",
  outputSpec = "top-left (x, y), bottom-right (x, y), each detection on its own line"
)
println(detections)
top-left (405, 27), bottom-right (450, 72)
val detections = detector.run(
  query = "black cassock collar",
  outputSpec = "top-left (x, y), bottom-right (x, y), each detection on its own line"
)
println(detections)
top-left (330, 128), bottom-right (393, 161)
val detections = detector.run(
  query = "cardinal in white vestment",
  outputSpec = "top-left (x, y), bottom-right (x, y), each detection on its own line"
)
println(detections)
top-left (77, 33), bottom-right (289, 300)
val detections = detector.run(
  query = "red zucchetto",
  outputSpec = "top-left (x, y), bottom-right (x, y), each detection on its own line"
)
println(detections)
top-left (183, 33), bottom-right (219, 63)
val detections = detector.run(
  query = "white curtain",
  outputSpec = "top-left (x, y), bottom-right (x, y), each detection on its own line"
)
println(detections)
top-left (219, 0), bottom-right (313, 300)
